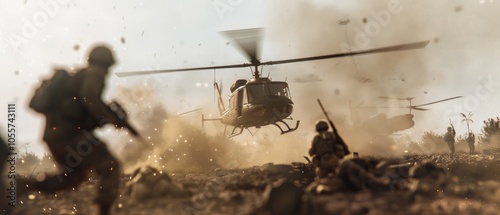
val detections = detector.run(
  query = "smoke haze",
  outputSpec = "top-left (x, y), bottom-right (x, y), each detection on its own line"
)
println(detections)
top-left (2, 0), bottom-right (500, 163)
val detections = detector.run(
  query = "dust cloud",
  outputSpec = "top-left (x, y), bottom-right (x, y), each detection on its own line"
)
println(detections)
top-left (114, 86), bottom-right (309, 172)
top-left (117, 1), bottom-right (500, 165)
top-left (261, 1), bottom-right (475, 156)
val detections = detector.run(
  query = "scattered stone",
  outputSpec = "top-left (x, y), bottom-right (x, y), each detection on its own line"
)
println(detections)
top-left (408, 161), bottom-right (447, 194)
top-left (125, 165), bottom-right (190, 199)
top-left (337, 158), bottom-right (390, 191)
top-left (306, 176), bottom-right (349, 194)
top-left (257, 179), bottom-right (304, 215)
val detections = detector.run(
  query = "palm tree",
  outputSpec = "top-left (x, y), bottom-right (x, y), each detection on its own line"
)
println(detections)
top-left (461, 112), bottom-right (474, 134)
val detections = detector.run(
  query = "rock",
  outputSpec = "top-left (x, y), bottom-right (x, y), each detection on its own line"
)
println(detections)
top-left (257, 179), bottom-right (304, 215)
top-left (409, 161), bottom-right (444, 179)
top-left (408, 161), bottom-right (447, 194)
top-left (337, 159), bottom-right (390, 191)
top-left (125, 165), bottom-right (190, 200)
top-left (306, 176), bottom-right (349, 194)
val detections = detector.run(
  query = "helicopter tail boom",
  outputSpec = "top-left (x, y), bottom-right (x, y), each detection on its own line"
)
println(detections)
top-left (202, 114), bottom-right (221, 128)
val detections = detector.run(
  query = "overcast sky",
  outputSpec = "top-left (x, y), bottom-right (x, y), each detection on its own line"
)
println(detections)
top-left (1, 0), bottom-right (499, 155)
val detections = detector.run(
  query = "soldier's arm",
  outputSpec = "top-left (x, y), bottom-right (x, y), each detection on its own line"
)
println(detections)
top-left (80, 72), bottom-right (124, 127)
top-left (309, 136), bottom-right (318, 156)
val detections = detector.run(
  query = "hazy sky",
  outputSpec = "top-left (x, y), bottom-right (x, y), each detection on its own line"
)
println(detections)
top-left (1, 0), bottom-right (500, 155)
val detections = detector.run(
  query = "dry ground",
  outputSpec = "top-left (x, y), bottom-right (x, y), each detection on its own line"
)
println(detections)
top-left (13, 151), bottom-right (500, 215)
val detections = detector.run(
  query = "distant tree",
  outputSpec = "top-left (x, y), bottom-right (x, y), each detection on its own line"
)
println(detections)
top-left (419, 131), bottom-right (447, 154)
top-left (417, 130), bottom-right (468, 153)
top-left (461, 112), bottom-right (474, 134)
top-left (39, 153), bottom-right (56, 173)
top-left (18, 152), bottom-right (40, 175)
top-left (479, 117), bottom-right (500, 144)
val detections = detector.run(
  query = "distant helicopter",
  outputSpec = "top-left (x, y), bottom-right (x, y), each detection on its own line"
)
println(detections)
top-left (116, 28), bottom-right (430, 137)
top-left (351, 96), bottom-right (463, 136)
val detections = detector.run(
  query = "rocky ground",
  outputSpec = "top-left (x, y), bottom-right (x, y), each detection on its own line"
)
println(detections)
top-left (14, 151), bottom-right (500, 215)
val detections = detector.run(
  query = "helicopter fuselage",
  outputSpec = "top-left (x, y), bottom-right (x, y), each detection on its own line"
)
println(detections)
top-left (220, 78), bottom-right (294, 128)
top-left (358, 113), bottom-right (415, 136)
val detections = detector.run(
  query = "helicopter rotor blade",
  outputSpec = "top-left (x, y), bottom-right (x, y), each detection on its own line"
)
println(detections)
top-left (377, 96), bottom-right (415, 101)
top-left (114, 63), bottom-right (250, 77)
top-left (221, 28), bottom-right (263, 64)
top-left (413, 96), bottom-right (463, 107)
top-left (408, 107), bottom-right (430, 111)
top-left (115, 39), bottom-right (429, 78)
top-left (260, 40), bottom-right (429, 66)
top-left (356, 106), bottom-right (398, 109)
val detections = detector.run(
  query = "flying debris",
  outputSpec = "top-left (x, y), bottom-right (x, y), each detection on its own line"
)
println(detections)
top-left (337, 18), bottom-right (350, 25)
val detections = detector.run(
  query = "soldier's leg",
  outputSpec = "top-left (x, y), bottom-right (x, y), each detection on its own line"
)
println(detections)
top-left (315, 166), bottom-right (323, 178)
top-left (19, 137), bottom-right (90, 194)
top-left (24, 166), bottom-right (88, 193)
top-left (89, 139), bottom-right (121, 215)
top-left (323, 155), bottom-right (340, 176)
top-left (317, 155), bottom-right (338, 178)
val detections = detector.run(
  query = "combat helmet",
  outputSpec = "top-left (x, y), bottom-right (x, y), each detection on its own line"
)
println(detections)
top-left (315, 120), bottom-right (329, 132)
top-left (87, 45), bottom-right (116, 67)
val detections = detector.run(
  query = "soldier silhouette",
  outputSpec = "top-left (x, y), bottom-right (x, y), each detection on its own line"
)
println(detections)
top-left (309, 120), bottom-right (349, 178)
top-left (444, 126), bottom-right (456, 158)
top-left (466, 132), bottom-right (475, 154)
top-left (20, 44), bottom-right (129, 215)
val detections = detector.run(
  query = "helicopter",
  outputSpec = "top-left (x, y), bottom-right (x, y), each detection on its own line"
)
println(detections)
top-left (116, 28), bottom-right (430, 137)
top-left (350, 96), bottom-right (463, 136)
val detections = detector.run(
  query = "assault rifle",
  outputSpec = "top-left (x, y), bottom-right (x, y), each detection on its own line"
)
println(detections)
top-left (449, 119), bottom-right (456, 134)
top-left (109, 101), bottom-right (150, 146)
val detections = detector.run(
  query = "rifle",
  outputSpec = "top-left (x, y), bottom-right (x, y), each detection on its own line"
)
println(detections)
top-left (449, 119), bottom-right (456, 134)
top-left (109, 101), bottom-right (150, 146)
top-left (317, 99), bottom-right (350, 155)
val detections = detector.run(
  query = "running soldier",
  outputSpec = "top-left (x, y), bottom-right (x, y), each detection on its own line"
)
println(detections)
top-left (21, 44), bottom-right (130, 215)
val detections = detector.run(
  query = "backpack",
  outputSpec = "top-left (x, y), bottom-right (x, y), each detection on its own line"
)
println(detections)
top-left (29, 69), bottom-right (71, 114)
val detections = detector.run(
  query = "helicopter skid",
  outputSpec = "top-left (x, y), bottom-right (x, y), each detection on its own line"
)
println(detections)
top-left (227, 126), bottom-right (244, 138)
top-left (272, 120), bottom-right (300, 135)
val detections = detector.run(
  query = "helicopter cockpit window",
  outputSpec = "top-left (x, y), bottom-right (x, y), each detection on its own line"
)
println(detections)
top-left (247, 84), bottom-right (268, 102)
top-left (268, 82), bottom-right (289, 98)
top-left (247, 83), bottom-right (290, 102)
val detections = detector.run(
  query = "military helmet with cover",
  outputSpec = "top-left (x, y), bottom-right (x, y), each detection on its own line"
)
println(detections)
top-left (87, 45), bottom-right (116, 67)
top-left (315, 120), bottom-right (329, 132)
